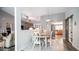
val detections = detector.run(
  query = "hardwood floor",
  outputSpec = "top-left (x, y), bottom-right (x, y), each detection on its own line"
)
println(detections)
top-left (23, 35), bottom-right (78, 51)
top-left (64, 40), bottom-right (78, 51)
top-left (50, 35), bottom-right (78, 51)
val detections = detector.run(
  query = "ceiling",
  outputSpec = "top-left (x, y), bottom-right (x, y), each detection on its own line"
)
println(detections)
top-left (1, 7), bottom-right (14, 16)
top-left (20, 7), bottom-right (72, 17)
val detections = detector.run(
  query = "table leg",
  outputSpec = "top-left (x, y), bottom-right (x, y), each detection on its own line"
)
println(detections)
top-left (45, 37), bottom-right (47, 48)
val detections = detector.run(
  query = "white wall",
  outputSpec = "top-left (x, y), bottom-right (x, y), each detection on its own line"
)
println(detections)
top-left (17, 8), bottom-right (32, 50)
top-left (40, 13), bottom-right (65, 28)
top-left (65, 8), bottom-right (79, 50)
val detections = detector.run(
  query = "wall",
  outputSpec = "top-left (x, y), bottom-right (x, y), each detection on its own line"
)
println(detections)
top-left (65, 8), bottom-right (79, 50)
top-left (40, 13), bottom-right (65, 29)
top-left (0, 10), bottom-right (14, 33)
top-left (17, 8), bottom-right (32, 50)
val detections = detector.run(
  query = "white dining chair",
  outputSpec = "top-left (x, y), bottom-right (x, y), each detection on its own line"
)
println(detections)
top-left (3, 32), bottom-right (15, 48)
top-left (32, 32), bottom-right (41, 49)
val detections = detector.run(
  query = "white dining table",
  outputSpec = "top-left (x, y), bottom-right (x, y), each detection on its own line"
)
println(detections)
top-left (38, 35), bottom-right (49, 48)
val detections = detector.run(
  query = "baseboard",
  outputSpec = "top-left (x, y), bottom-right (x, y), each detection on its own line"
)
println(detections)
top-left (64, 40), bottom-right (78, 51)
top-left (72, 44), bottom-right (79, 51)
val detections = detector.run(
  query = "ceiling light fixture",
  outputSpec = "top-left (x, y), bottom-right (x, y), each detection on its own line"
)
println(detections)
top-left (22, 15), bottom-right (28, 19)
top-left (46, 19), bottom-right (50, 22)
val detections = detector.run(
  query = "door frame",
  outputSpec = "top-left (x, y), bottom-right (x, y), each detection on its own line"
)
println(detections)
top-left (65, 15), bottom-right (73, 44)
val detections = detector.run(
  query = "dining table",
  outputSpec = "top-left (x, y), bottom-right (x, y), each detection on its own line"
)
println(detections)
top-left (38, 32), bottom-right (50, 48)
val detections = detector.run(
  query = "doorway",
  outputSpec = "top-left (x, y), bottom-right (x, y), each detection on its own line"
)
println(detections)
top-left (51, 21), bottom-right (63, 39)
top-left (65, 15), bottom-right (73, 44)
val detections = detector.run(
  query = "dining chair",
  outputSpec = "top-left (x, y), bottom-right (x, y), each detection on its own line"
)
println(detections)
top-left (0, 34), bottom-right (4, 50)
top-left (3, 32), bottom-right (15, 48)
top-left (32, 32), bottom-right (41, 49)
